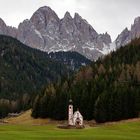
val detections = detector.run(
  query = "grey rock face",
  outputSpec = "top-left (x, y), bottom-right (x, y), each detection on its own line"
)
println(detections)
top-left (30, 6), bottom-right (60, 33)
top-left (0, 18), bottom-right (18, 38)
top-left (100, 32), bottom-right (112, 45)
top-left (17, 19), bottom-right (44, 49)
top-left (7, 26), bottom-right (18, 38)
top-left (131, 17), bottom-right (140, 39)
top-left (74, 13), bottom-right (98, 42)
top-left (1, 6), bottom-right (140, 60)
top-left (0, 6), bottom-right (112, 60)
top-left (115, 28), bottom-right (130, 48)
top-left (0, 18), bottom-right (7, 35)
top-left (115, 16), bottom-right (140, 48)
top-left (22, 6), bottom-right (111, 60)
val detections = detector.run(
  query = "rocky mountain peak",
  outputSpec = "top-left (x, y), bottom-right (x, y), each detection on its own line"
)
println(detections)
top-left (74, 12), bottom-right (98, 41)
top-left (37, 6), bottom-right (59, 20)
top-left (123, 27), bottom-right (129, 32)
top-left (0, 18), bottom-right (18, 37)
top-left (131, 16), bottom-right (140, 39)
top-left (74, 12), bottom-right (89, 25)
top-left (0, 18), bottom-right (6, 26)
top-left (100, 32), bottom-right (112, 45)
top-left (7, 26), bottom-right (18, 38)
top-left (115, 27), bottom-right (130, 48)
top-left (133, 16), bottom-right (140, 25)
top-left (30, 6), bottom-right (59, 32)
top-left (0, 18), bottom-right (7, 34)
top-left (64, 11), bottom-right (72, 20)
top-left (115, 16), bottom-right (140, 49)
top-left (60, 11), bottom-right (76, 37)
top-left (105, 32), bottom-right (111, 37)
top-left (74, 13), bottom-right (82, 20)
top-left (120, 28), bottom-right (130, 35)
top-left (38, 6), bottom-right (52, 11)
top-left (0, 6), bottom-right (114, 60)
top-left (18, 19), bottom-right (31, 27)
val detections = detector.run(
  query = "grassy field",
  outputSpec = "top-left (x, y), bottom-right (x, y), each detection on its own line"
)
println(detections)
top-left (0, 110), bottom-right (140, 140)
top-left (0, 120), bottom-right (140, 140)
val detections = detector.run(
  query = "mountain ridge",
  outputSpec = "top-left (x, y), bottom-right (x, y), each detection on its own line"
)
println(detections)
top-left (0, 6), bottom-right (140, 60)
top-left (0, 6), bottom-right (112, 60)
top-left (115, 16), bottom-right (140, 48)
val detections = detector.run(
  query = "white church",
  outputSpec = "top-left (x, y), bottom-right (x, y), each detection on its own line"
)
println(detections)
top-left (68, 99), bottom-right (84, 126)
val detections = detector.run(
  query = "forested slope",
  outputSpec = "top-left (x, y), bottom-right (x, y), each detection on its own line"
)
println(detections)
top-left (32, 38), bottom-right (140, 122)
top-left (0, 35), bottom-right (69, 118)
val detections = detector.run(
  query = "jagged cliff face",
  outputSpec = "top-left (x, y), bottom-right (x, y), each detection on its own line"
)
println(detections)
top-left (115, 17), bottom-right (140, 48)
top-left (0, 18), bottom-right (7, 35)
top-left (0, 6), bottom-right (112, 60)
top-left (0, 6), bottom-right (140, 60)
top-left (26, 6), bottom-right (112, 60)
top-left (18, 20), bottom-right (45, 49)
top-left (115, 28), bottom-right (131, 49)
top-left (0, 18), bottom-right (18, 37)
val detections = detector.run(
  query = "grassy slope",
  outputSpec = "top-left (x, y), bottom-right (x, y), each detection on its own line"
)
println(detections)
top-left (0, 121), bottom-right (140, 140)
top-left (4, 110), bottom-right (48, 125)
top-left (1, 110), bottom-right (140, 140)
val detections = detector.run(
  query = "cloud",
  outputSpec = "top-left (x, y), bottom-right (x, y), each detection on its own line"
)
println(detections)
top-left (0, 0), bottom-right (139, 40)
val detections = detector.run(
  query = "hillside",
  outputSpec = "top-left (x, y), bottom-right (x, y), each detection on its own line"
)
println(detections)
top-left (32, 38), bottom-right (140, 122)
top-left (3, 110), bottom-right (51, 125)
top-left (0, 35), bottom-right (72, 97)
top-left (0, 35), bottom-right (90, 118)
top-left (48, 51), bottom-right (91, 71)
top-left (0, 35), bottom-right (70, 118)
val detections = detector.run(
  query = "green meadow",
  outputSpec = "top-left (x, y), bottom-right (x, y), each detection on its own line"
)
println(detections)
top-left (0, 121), bottom-right (140, 140)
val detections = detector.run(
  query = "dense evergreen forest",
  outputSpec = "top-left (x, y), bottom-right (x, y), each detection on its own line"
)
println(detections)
top-left (32, 38), bottom-right (140, 123)
top-left (0, 35), bottom-right (90, 118)
top-left (0, 35), bottom-right (68, 118)
top-left (49, 51), bottom-right (91, 71)
top-left (0, 35), bottom-right (91, 118)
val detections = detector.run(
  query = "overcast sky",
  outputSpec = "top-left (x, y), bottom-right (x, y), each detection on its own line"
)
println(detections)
top-left (0, 0), bottom-right (140, 40)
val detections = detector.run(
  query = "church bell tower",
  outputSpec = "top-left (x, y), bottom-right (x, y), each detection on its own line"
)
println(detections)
top-left (68, 99), bottom-right (73, 125)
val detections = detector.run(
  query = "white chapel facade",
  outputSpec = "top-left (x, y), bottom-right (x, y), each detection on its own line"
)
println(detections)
top-left (68, 99), bottom-right (84, 126)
